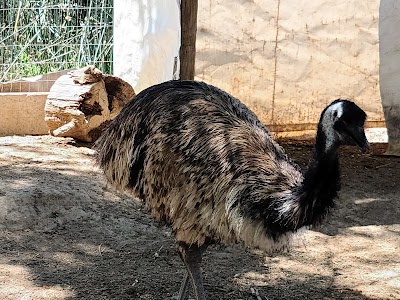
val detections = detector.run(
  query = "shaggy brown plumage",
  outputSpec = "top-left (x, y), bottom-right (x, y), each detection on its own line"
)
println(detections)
top-left (95, 80), bottom-right (369, 300)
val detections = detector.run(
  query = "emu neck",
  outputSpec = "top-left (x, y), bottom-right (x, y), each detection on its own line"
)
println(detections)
top-left (296, 128), bottom-right (341, 227)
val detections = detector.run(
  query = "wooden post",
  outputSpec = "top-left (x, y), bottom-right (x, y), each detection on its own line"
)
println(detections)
top-left (179, 0), bottom-right (198, 80)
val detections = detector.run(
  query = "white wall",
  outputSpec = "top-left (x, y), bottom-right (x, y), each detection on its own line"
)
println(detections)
top-left (0, 93), bottom-right (48, 136)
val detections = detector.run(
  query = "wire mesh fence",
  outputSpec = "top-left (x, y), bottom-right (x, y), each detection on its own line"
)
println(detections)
top-left (0, 0), bottom-right (113, 82)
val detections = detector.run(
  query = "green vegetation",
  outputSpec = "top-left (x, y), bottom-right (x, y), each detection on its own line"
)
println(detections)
top-left (0, 0), bottom-right (113, 81)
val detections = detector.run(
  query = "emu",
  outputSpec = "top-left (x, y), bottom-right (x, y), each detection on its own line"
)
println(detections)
top-left (95, 80), bottom-right (369, 300)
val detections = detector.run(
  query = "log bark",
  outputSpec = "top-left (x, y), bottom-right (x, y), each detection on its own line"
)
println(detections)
top-left (45, 66), bottom-right (135, 142)
top-left (180, 0), bottom-right (198, 80)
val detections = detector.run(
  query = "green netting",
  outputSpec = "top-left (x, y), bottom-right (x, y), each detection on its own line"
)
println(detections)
top-left (0, 0), bottom-right (113, 81)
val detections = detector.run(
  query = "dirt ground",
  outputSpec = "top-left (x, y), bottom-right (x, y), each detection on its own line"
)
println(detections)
top-left (0, 135), bottom-right (398, 300)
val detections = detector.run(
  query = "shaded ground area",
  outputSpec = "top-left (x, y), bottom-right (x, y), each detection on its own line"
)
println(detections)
top-left (0, 135), bottom-right (398, 300)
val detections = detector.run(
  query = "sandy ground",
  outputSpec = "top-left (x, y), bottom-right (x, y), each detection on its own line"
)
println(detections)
top-left (0, 135), bottom-right (398, 300)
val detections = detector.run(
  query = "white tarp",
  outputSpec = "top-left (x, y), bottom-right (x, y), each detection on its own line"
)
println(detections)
top-left (196, 0), bottom-right (384, 133)
top-left (113, 0), bottom-right (181, 93)
top-left (380, 0), bottom-right (400, 155)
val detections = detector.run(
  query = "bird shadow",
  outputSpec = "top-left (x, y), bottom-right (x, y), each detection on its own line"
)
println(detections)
top-left (200, 246), bottom-right (376, 300)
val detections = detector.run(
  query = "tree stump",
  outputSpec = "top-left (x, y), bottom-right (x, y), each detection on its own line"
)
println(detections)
top-left (45, 66), bottom-right (135, 142)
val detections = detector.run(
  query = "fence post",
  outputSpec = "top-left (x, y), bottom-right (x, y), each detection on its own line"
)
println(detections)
top-left (179, 0), bottom-right (198, 80)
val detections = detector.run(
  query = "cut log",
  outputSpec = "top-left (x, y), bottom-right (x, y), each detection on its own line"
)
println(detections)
top-left (45, 66), bottom-right (135, 142)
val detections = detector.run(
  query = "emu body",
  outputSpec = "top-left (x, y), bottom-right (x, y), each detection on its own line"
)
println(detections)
top-left (95, 80), bottom-right (368, 300)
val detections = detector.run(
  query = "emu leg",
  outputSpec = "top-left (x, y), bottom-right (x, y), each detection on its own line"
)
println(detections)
top-left (177, 242), bottom-right (208, 300)
top-left (176, 273), bottom-right (189, 300)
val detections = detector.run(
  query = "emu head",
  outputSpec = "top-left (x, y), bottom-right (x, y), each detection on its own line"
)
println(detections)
top-left (319, 99), bottom-right (369, 153)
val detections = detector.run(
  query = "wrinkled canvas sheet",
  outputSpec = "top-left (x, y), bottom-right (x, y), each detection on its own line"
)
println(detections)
top-left (196, 0), bottom-right (384, 133)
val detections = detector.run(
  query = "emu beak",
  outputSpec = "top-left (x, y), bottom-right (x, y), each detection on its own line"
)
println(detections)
top-left (348, 126), bottom-right (370, 153)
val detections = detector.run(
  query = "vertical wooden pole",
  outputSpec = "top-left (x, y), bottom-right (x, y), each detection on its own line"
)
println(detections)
top-left (179, 0), bottom-right (198, 80)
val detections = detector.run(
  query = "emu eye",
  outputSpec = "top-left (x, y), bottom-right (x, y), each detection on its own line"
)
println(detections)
top-left (333, 111), bottom-right (338, 118)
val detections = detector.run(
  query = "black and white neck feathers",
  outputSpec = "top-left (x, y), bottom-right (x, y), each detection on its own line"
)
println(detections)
top-left (268, 100), bottom-right (367, 237)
